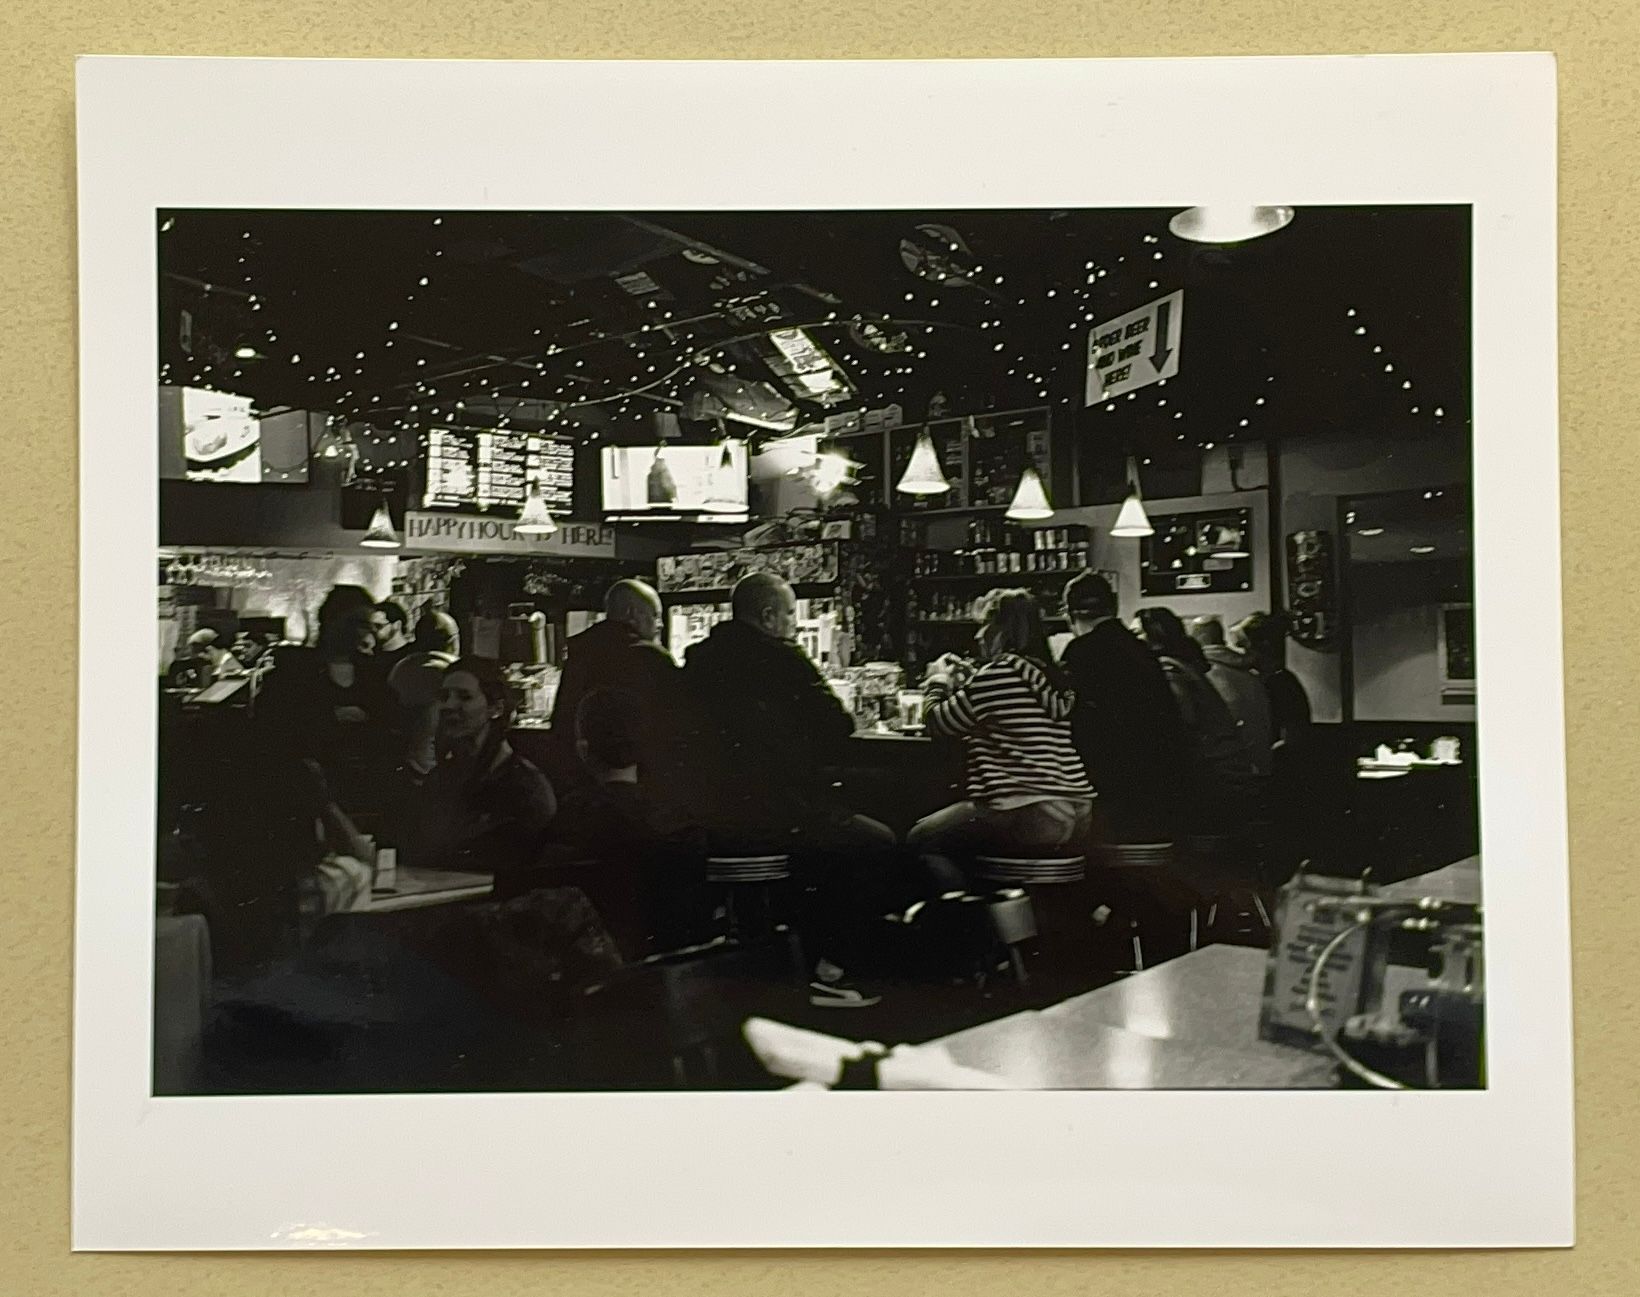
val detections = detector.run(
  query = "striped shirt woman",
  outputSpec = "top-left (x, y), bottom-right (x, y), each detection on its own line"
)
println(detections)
top-left (909, 590), bottom-right (1095, 875)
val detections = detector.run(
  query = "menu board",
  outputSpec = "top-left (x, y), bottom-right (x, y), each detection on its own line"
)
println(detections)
top-left (422, 427), bottom-right (575, 516)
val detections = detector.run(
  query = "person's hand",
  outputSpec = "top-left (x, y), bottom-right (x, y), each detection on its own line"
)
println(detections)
top-left (334, 705), bottom-right (370, 725)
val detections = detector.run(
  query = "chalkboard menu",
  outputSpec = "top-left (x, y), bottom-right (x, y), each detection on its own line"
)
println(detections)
top-left (422, 427), bottom-right (575, 517)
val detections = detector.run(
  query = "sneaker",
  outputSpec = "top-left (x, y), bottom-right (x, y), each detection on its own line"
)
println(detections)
top-left (808, 980), bottom-right (883, 1009)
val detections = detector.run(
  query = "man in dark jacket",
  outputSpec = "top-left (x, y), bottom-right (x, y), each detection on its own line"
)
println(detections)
top-left (1058, 572), bottom-right (1191, 844)
top-left (683, 572), bottom-right (897, 1007)
top-left (548, 579), bottom-right (684, 795)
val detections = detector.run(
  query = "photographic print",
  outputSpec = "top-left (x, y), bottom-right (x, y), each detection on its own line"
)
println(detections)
top-left (75, 54), bottom-right (1571, 1250)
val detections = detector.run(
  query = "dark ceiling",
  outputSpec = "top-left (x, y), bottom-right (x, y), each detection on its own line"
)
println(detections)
top-left (157, 205), bottom-right (1471, 474)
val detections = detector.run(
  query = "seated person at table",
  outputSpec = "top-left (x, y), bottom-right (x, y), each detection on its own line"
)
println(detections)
top-left (387, 609), bottom-right (460, 780)
top-left (168, 627), bottom-right (249, 690)
top-left (170, 755), bottom-right (375, 981)
top-left (547, 579), bottom-right (687, 795)
top-left (516, 688), bottom-right (707, 957)
top-left (1058, 572), bottom-right (1189, 844)
top-left (1187, 615), bottom-right (1274, 779)
top-left (1134, 607), bottom-right (1265, 838)
top-left (684, 572), bottom-right (898, 1007)
top-left (910, 589), bottom-right (1095, 886)
top-left (400, 656), bottom-right (558, 885)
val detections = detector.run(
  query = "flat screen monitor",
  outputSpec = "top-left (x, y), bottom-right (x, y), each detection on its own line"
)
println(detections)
top-left (600, 442), bottom-right (749, 520)
top-left (158, 385), bottom-right (310, 484)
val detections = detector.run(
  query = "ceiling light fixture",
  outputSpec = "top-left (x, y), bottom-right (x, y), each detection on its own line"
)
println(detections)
top-left (1005, 465), bottom-right (1053, 521)
top-left (514, 481), bottom-right (558, 536)
top-left (896, 429), bottom-right (951, 495)
top-left (359, 498), bottom-right (401, 549)
top-left (1110, 456), bottom-right (1154, 538)
top-left (1167, 206), bottom-right (1296, 244)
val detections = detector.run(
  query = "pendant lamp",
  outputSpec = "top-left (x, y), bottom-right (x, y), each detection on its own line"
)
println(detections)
top-left (1167, 206), bottom-right (1295, 244)
top-left (896, 429), bottom-right (951, 495)
top-left (360, 497), bottom-right (402, 548)
top-left (1005, 465), bottom-right (1053, 521)
top-left (1110, 458), bottom-right (1154, 538)
top-left (515, 481), bottom-right (558, 535)
top-left (703, 436), bottom-right (744, 513)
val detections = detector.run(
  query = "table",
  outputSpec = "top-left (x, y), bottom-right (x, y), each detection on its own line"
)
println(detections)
top-left (358, 866), bottom-right (493, 913)
top-left (931, 946), bottom-right (1336, 1089)
top-left (922, 853), bottom-right (1482, 1089)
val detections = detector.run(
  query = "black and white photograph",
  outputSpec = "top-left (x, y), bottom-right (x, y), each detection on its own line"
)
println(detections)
top-left (151, 202), bottom-right (1483, 1097)
top-left (74, 54), bottom-right (1571, 1250)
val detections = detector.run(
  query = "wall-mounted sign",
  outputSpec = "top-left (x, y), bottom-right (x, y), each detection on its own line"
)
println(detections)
top-left (403, 511), bottom-right (615, 558)
top-left (1085, 289), bottom-right (1184, 404)
top-left (1286, 529), bottom-right (1337, 650)
top-left (1140, 506), bottom-right (1254, 596)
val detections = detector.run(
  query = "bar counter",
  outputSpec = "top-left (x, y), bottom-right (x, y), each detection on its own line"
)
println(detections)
top-left (510, 720), bottom-right (965, 836)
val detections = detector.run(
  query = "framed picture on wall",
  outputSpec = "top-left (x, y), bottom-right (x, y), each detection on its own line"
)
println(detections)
top-left (1439, 602), bottom-right (1476, 703)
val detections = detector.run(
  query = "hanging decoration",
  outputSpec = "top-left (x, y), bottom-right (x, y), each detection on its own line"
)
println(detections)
top-left (898, 224), bottom-right (980, 288)
top-left (847, 315), bottom-right (911, 354)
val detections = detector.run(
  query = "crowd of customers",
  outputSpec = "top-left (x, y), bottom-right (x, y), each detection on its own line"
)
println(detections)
top-left (164, 566), bottom-right (1310, 1007)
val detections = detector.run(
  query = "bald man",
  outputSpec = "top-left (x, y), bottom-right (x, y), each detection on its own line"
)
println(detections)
top-left (683, 572), bottom-right (899, 1005)
top-left (548, 578), bottom-right (684, 790)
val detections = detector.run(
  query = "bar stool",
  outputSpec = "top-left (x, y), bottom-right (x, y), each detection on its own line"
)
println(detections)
top-left (974, 855), bottom-right (1087, 983)
top-left (705, 854), bottom-right (792, 942)
top-left (1183, 833), bottom-right (1272, 949)
top-left (1091, 841), bottom-right (1192, 971)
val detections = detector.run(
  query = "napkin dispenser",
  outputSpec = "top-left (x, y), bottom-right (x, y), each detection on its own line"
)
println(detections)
top-left (1260, 872), bottom-right (1484, 1089)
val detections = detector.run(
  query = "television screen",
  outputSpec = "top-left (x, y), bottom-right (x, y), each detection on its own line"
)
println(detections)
top-left (600, 442), bottom-right (749, 519)
top-left (158, 385), bottom-right (311, 484)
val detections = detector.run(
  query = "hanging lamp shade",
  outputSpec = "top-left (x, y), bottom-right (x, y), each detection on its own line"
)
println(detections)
top-left (1167, 206), bottom-right (1295, 244)
top-left (896, 429), bottom-right (951, 495)
top-left (1005, 465), bottom-right (1053, 521)
top-left (360, 498), bottom-right (402, 548)
top-left (1110, 456), bottom-right (1154, 538)
top-left (515, 482), bottom-right (558, 535)
top-left (702, 438), bottom-right (745, 513)
top-left (1111, 493), bottom-right (1154, 537)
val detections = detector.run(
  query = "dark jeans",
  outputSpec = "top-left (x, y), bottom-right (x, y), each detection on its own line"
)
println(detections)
top-left (709, 811), bottom-right (901, 974)
top-left (909, 798), bottom-right (1093, 892)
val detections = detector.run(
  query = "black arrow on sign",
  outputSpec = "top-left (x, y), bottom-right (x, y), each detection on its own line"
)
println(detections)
top-left (1150, 298), bottom-right (1174, 373)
